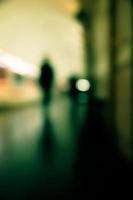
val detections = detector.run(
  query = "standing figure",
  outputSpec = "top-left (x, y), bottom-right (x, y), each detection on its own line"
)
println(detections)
top-left (39, 59), bottom-right (54, 104)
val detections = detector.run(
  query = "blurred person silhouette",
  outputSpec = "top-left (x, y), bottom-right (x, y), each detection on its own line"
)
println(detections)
top-left (69, 75), bottom-right (79, 102)
top-left (39, 58), bottom-right (54, 105)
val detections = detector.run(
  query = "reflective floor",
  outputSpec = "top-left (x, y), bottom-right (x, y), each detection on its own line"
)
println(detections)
top-left (0, 95), bottom-right (132, 199)
top-left (0, 95), bottom-right (87, 199)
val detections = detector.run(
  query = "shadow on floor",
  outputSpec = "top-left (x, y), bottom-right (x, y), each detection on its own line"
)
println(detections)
top-left (74, 98), bottom-right (133, 198)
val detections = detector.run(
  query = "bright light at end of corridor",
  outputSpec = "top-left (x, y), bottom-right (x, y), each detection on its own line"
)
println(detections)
top-left (76, 79), bottom-right (90, 92)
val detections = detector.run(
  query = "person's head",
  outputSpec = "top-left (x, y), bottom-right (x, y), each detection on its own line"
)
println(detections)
top-left (41, 58), bottom-right (51, 68)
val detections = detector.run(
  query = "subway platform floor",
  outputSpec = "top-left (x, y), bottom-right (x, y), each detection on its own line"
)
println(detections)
top-left (0, 94), bottom-right (132, 199)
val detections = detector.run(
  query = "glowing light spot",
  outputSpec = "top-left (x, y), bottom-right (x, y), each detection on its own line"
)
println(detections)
top-left (76, 79), bottom-right (90, 92)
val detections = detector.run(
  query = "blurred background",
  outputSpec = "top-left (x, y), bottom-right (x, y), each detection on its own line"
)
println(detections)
top-left (0, 0), bottom-right (132, 199)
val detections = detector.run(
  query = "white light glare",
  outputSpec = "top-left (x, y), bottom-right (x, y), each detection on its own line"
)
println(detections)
top-left (76, 79), bottom-right (90, 92)
top-left (0, 49), bottom-right (37, 77)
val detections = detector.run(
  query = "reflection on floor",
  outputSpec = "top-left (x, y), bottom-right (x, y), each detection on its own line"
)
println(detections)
top-left (0, 95), bottom-right (87, 199)
top-left (0, 95), bottom-right (132, 199)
